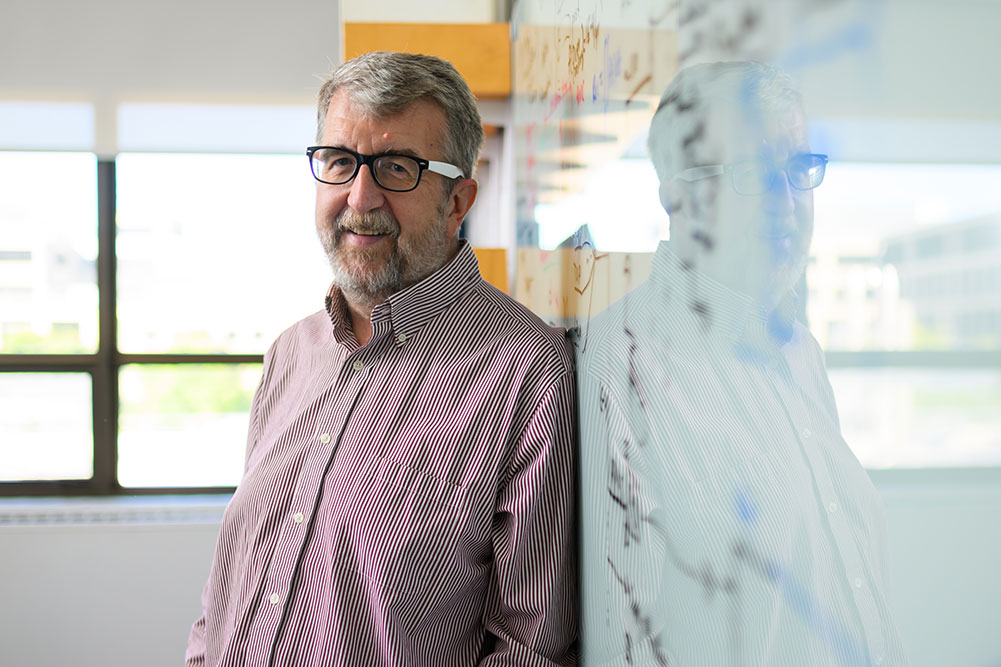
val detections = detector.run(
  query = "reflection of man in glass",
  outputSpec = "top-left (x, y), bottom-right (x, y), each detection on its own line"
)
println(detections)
top-left (579, 62), bottom-right (908, 666)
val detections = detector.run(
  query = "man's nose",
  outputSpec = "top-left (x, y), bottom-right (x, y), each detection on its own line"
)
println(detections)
top-left (346, 165), bottom-right (386, 213)
top-left (764, 168), bottom-right (797, 215)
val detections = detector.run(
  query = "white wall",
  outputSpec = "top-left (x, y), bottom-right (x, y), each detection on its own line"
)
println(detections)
top-left (340, 0), bottom-right (504, 23)
top-left (878, 475), bottom-right (1001, 666)
top-left (797, 0), bottom-right (1001, 164)
top-left (0, 500), bottom-right (223, 667)
top-left (0, 0), bottom-right (340, 157)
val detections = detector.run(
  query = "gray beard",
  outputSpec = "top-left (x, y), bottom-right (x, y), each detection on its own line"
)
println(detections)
top-left (319, 206), bottom-right (450, 310)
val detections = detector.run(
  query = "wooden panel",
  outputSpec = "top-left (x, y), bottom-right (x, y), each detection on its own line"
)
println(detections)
top-left (343, 23), bottom-right (511, 99)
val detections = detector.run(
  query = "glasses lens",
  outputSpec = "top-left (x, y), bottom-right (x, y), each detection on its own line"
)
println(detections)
top-left (788, 154), bottom-right (827, 190)
top-left (730, 162), bottom-right (773, 195)
top-left (311, 148), bottom-right (358, 184)
top-left (373, 155), bottom-right (421, 191)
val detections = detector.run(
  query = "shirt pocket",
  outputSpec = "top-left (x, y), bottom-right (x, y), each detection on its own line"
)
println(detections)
top-left (336, 455), bottom-right (469, 593)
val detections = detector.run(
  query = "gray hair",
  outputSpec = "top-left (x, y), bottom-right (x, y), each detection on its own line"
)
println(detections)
top-left (316, 51), bottom-right (484, 184)
top-left (647, 62), bottom-right (804, 182)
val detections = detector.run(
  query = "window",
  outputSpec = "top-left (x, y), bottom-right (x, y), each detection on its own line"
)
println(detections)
top-left (0, 152), bottom-right (98, 355)
top-left (530, 158), bottom-right (1001, 469)
top-left (963, 224), bottom-right (997, 252)
top-left (115, 153), bottom-right (323, 355)
top-left (1, 103), bottom-right (323, 495)
top-left (0, 101), bottom-right (95, 150)
top-left (916, 234), bottom-right (945, 259)
top-left (0, 373), bottom-right (94, 482)
top-left (829, 368), bottom-right (1001, 467)
top-left (118, 364), bottom-right (262, 487)
top-left (808, 162), bottom-right (1001, 467)
top-left (883, 242), bottom-right (905, 264)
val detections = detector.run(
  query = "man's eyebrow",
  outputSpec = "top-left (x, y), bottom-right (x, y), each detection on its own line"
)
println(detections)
top-left (320, 145), bottom-right (424, 159)
top-left (379, 146), bottom-right (422, 159)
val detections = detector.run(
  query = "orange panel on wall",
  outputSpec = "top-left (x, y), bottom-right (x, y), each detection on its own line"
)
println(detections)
top-left (342, 23), bottom-right (511, 99)
top-left (472, 247), bottom-right (509, 294)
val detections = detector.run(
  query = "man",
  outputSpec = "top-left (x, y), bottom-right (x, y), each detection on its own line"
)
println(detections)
top-left (187, 52), bottom-right (577, 667)
top-left (578, 62), bottom-right (908, 665)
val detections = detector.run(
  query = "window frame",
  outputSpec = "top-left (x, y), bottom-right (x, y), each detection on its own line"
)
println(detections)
top-left (0, 159), bottom-right (259, 496)
top-left (2, 158), bottom-right (1001, 495)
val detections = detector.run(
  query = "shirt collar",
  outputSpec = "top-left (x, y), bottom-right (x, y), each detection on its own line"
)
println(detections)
top-left (324, 240), bottom-right (482, 347)
top-left (648, 241), bottom-right (795, 349)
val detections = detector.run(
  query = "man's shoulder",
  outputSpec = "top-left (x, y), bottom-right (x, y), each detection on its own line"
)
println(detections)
top-left (264, 309), bottom-right (331, 357)
top-left (282, 307), bottom-right (330, 338)
top-left (577, 279), bottom-right (662, 372)
top-left (462, 280), bottom-right (573, 371)
top-left (786, 319), bottom-right (834, 378)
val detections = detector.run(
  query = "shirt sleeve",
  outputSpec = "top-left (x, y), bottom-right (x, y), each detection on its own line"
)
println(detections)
top-left (184, 581), bottom-right (210, 667)
top-left (244, 338), bottom-right (279, 468)
top-left (479, 370), bottom-right (579, 667)
top-left (577, 369), bottom-right (668, 666)
top-left (184, 340), bottom-right (277, 666)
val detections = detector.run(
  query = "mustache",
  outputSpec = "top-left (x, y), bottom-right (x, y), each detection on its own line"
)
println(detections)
top-left (335, 209), bottom-right (399, 237)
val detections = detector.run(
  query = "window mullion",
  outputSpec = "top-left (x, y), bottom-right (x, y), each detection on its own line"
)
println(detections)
top-left (94, 159), bottom-right (118, 494)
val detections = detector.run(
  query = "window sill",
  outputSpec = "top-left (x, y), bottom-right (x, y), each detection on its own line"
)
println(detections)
top-left (0, 494), bottom-right (231, 527)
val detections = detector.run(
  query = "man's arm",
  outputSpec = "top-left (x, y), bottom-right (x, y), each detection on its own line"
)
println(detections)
top-left (577, 368), bottom-right (667, 666)
top-left (184, 341), bottom-right (276, 666)
top-left (184, 582), bottom-right (210, 667)
top-left (480, 370), bottom-right (578, 666)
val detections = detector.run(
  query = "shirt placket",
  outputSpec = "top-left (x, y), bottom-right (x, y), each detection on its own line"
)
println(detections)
top-left (252, 345), bottom-right (377, 667)
top-left (767, 352), bottom-right (886, 665)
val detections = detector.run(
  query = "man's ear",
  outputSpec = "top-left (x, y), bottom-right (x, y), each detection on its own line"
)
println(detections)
top-left (444, 178), bottom-right (478, 238)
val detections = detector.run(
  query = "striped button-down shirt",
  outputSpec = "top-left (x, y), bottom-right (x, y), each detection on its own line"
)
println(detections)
top-left (578, 242), bottom-right (908, 666)
top-left (187, 242), bottom-right (577, 667)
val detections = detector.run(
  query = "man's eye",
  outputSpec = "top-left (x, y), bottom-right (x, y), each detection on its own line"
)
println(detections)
top-left (380, 158), bottom-right (418, 178)
top-left (332, 157), bottom-right (354, 167)
top-left (383, 159), bottom-right (413, 173)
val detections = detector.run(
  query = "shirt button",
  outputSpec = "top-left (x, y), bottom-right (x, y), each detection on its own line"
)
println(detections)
top-left (293, 512), bottom-right (305, 524)
top-left (396, 332), bottom-right (407, 343)
top-left (801, 427), bottom-right (812, 439)
top-left (828, 501), bottom-right (838, 513)
top-left (352, 360), bottom-right (364, 371)
top-left (875, 657), bottom-right (884, 665)
top-left (854, 577), bottom-right (863, 589)
top-left (319, 433), bottom-right (331, 445)
top-left (269, 593), bottom-right (280, 605)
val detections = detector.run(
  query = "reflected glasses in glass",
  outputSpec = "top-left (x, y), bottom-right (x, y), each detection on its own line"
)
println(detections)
top-left (675, 153), bottom-right (828, 196)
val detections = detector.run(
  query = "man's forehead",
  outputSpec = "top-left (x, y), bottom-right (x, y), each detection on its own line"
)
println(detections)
top-left (322, 93), bottom-right (445, 151)
top-left (700, 105), bottom-right (808, 159)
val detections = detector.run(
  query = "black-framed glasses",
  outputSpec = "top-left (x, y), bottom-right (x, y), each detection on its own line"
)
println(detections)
top-left (675, 153), bottom-right (828, 196)
top-left (306, 146), bottom-right (464, 193)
